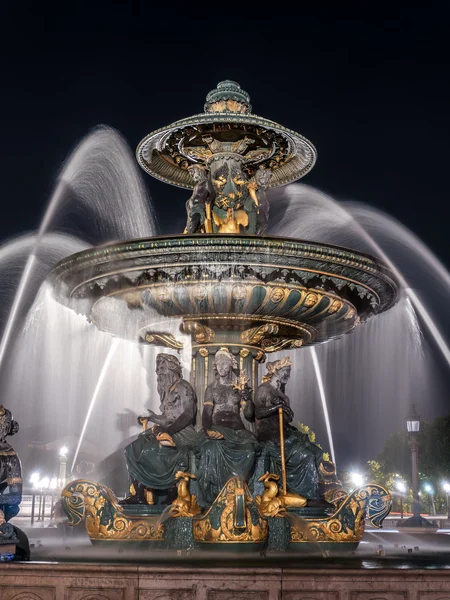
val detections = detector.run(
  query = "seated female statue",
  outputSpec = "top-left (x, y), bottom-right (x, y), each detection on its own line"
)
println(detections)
top-left (196, 348), bottom-right (259, 505)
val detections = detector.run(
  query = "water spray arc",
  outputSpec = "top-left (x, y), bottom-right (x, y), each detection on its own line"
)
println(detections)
top-left (311, 347), bottom-right (336, 465)
top-left (0, 127), bottom-right (155, 375)
top-left (71, 338), bottom-right (120, 472)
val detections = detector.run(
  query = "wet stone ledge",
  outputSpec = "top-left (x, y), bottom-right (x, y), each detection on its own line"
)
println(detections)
top-left (1, 563), bottom-right (450, 599)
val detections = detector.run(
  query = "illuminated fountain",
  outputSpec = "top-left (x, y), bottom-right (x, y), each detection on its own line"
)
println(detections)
top-left (51, 81), bottom-right (398, 552)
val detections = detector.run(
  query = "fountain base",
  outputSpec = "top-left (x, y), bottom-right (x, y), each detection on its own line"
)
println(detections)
top-left (60, 478), bottom-right (391, 553)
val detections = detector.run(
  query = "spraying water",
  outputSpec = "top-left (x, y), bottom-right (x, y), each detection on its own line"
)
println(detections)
top-left (0, 233), bottom-right (88, 368)
top-left (71, 338), bottom-right (120, 472)
top-left (269, 183), bottom-right (450, 366)
top-left (311, 347), bottom-right (336, 465)
top-left (0, 126), bottom-right (156, 374)
top-left (268, 183), bottom-right (449, 459)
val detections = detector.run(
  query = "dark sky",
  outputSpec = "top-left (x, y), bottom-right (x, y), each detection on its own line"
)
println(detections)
top-left (0, 5), bottom-right (449, 466)
top-left (1, 4), bottom-right (449, 267)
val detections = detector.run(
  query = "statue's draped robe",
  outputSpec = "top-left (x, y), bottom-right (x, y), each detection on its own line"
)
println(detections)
top-left (196, 382), bottom-right (259, 505)
top-left (124, 426), bottom-right (198, 491)
top-left (255, 382), bottom-right (324, 499)
top-left (124, 379), bottom-right (198, 491)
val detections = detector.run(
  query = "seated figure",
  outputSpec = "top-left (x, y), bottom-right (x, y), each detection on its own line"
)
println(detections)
top-left (255, 357), bottom-right (325, 500)
top-left (123, 353), bottom-right (198, 504)
top-left (196, 348), bottom-right (259, 505)
top-left (0, 406), bottom-right (22, 521)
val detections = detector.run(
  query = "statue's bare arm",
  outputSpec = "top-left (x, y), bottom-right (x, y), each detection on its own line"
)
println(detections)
top-left (202, 385), bottom-right (214, 432)
top-left (143, 409), bottom-right (166, 426)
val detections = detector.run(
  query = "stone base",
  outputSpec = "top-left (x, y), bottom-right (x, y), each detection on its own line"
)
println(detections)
top-left (1, 563), bottom-right (450, 599)
top-left (397, 516), bottom-right (439, 533)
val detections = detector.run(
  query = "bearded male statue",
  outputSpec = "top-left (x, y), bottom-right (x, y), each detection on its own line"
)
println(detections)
top-left (122, 353), bottom-right (198, 505)
top-left (255, 357), bottom-right (326, 500)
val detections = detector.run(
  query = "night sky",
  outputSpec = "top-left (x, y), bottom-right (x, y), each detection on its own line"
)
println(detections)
top-left (1, 5), bottom-right (449, 463)
top-left (1, 5), bottom-right (449, 263)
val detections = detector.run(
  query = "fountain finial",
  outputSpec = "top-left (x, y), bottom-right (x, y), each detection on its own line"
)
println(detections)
top-left (204, 80), bottom-right (252, 114)
top-left (137, 80), bottom-right (317, 190)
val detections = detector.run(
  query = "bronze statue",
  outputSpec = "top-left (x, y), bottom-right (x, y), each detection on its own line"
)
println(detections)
top-left (184, 164), bottom-right (215, 234)
top-left (253, 166), bottom-right (273, 234)
top-left (255, 358), bottom-right (325, 499)
top-left (122, 353), bottom-right (198, 504)
top-left (0, 405), bottom-right (22, 521)
top-left (196, 348), bottom-right (259, 505)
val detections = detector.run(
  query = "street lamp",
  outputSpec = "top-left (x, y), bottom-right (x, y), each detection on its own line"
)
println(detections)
top-left (406, 405), bottom-right (421, 518)
top-left (443, 482), bottom-right (450, 520)
top-left (397, 406), bottom-right (437, 531)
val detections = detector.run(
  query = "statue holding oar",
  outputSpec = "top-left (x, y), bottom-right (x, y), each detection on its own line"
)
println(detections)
top-left (254, 358), bottom-right (326, 501)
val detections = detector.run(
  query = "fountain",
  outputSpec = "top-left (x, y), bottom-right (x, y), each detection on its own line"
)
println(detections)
top-left (36, 80), bottom-right (398, 553)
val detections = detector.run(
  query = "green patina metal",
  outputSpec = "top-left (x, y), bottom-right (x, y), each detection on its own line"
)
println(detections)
top-left (204, 80), bottom-right (252, 113)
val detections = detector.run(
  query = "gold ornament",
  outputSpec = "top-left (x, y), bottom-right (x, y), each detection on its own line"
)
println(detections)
top-left (193, 477), bottom-right (267, 544)
top-left (304, 292), bottom-right (320, 307)
top-left (170, 471), bottom-right (201, 517)
top-left (193, 284), bottom-right (208, 301)
top-left (270, 287), bottom-right (285, 303)
top-left (232, 284), bottom-right (247, 300)
top-left (61, 480), bottom-right (164, 542)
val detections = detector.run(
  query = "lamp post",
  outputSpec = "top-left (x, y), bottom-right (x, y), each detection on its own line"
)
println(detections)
top-left (59, 446), bottom-right (68, 488)
top-left (406, 405), bottom-right (421, 518)
top-left (443, 482), bottom-right (450, 520)
top-left (398, 406), bottom-right (437, 531)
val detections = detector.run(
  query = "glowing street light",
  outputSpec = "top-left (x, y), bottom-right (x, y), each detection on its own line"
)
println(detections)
top-left (395, 479), bottom-right (407, 519)
top-left (395, 480), bottom-right (407, 493)
top-left (58, 446), bottom-right (69, 487)
top-left (350, 472), bottom-right (364, 487)
top-left (40, 477), bottom-right (50, 490)
top-left (423, 483), bottom-right (436, 515)
top-left (29, 472), bottom-right (40, 487)
top-left (443, 482), bottom-right (450, 519)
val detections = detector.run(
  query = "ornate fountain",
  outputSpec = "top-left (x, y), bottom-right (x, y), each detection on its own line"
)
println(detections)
top-left (53, 81), bottom-right (398, 552)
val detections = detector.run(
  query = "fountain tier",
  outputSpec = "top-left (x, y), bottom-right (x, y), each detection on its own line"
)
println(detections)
top-left (49, 233), bottom-right (399, 352)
